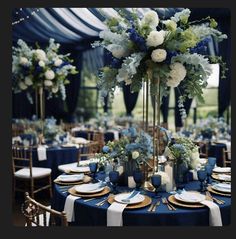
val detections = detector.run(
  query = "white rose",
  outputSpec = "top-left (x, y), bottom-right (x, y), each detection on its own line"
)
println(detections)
top-left (151, 49), bottom-right (167, 62)
top-left (132, 151), bottom-right (140, 159)
top-left (146, 31), bottom-right (164, 47)
top-left (52, 86), bottom-right (59, 93)
top-left (19, 57), bottom-right (28, 65)
top-left (24, 76), bottom-right (33, 86)
top-left (35, 49), bottom-right (46, 61)
top-left (44, 70), bottom-right (55, 80)
top-left (44, 80), bottom-right (53, 87)
top-left (107, 44), bottom-right (127, 59)
top-left (38, 60), bottom-right (45, 67)
top-left (141, 10), bottom-right (159, 28)
top-left (19, 82), bottom-right (27, 90)
top-left (54, 59), bottom-right (63, 67)
top-left (167, 62), bottom-right (186, 87)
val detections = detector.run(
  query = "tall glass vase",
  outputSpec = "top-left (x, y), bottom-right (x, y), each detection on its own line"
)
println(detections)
top-left (35, 86), bottom-right (45, 120)
top-left (173, 160), bottom-right (189, 190)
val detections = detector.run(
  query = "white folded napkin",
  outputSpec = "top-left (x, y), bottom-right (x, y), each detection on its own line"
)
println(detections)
top-left (57, 174), bottom-right (84, 182)
top-left (107, 202), bottom-right (127, 226)
top-left (64, 195), bottom-right (81, 222)
top-left (37, 145), bottom-right (48, 161)
top-left (189, 169), bottom-right (198, 180)
top-left (200, 200), bottom-right (222, 226)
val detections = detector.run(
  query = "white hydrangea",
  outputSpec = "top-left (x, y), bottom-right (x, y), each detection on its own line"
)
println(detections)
top-left (154, 171), bottom-right (170, 185)
top-left (38, 60), bottom-right (45, 67)
top-left (44, 80), bottom-right (53, 87)
top-left (106, 44), bottom-right (128, 59)
top-left (141, 10), bottom-right (159, 28)
top-left (132, 151), bottom-right (140, 159)
top-left (166, 62), bottom-right (187, 87)
top-left (19, 57), bottom-right (29, 65)
top-left (151, 49), bottom-right (167, 62)
top-left (24, 76), bottom-right (33, 86)
top-left (146, 31), bottom-right (164, 47)
top-left (34, 49), bottom-right (47, 61)
top-left (54, 59), bottom-right (63, 67)
top-left (45, 70), bottom-right (55, 80)
top-left (19, 82), bottom-right (28, 90)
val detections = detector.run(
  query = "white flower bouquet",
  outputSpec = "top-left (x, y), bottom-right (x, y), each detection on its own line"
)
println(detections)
top-left (92, 8), bottom-right (227, 117)
top-left (12, 38), bottom-right (77, 103)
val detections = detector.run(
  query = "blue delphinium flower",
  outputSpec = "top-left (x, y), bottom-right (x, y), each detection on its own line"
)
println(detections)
top-left (165, 50), bottom-right (178, 64)
top-left (189, 37), bottom-right (211, 54)
top-left (127, 27), bottom-right (147, 52)
top-left (110, 57), bottom-right (123, 69)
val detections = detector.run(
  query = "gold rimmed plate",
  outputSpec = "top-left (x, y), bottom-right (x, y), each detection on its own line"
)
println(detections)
top-left (54, 175), bottom-right (91, 185)
top-left (211, 173), bottom-right (231, 182)
top-left (68, 186), bottom-right (111, 198)
top-left (168, 195), bottom-right (205, 208)
top-left (207, 186), bottom-right (231, 197)
top-left (107, 194), bottom-right (152, 209)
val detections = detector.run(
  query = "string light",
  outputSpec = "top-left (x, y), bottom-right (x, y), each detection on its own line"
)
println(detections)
top-left (12, 8), bottom-right (41, 26)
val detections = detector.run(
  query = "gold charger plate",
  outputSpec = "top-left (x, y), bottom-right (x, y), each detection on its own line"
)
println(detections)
top-left (168, 195), bottom-right (205, 208)
top-left (65, 169), bottom-right (90, 175)
top-left (107, 194), bottom-right (152, 209)
top-left (54, 175), bottom-right (91, 185)
top-left (207, 186), bottom-right (231, 197)
top-left (68, 186), bottom-right (110, 198)
top-left (211, 174), bottom-right (231, 182)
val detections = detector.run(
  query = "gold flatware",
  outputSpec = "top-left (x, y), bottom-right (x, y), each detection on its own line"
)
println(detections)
top-left (96, 194), bottom-right (113, 206)
top-left (152, 201), bottom-right (160, 212)
top-left (206, 191), bottom-right (225, 204)
top-left (147, 202), bottom-right (155, 212)
top-left (162, 197), bottom-right (176, 210)
top-left (83, 198), bottom-right (96, 202)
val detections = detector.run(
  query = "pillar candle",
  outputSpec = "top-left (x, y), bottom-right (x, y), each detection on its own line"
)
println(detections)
top-left (128, 176), bottom-right (136, 188)
top-left (164, 161), bottom-right (175, 192)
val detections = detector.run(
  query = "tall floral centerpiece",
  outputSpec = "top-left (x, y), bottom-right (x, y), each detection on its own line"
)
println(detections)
top-left (92, 8), bottom-right (227, 173)
top-left (12, 38), bottom-right (77, 119)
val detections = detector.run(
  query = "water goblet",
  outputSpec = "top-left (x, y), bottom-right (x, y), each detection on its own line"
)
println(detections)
top-left (109, 171), bottom-right (119, 194)
top-left (205, 164), bottom-right (213, 184)
top-left (133, 170), bottom-right (144, 191)
top-left (208, 157), bottom-right (216, 168)
top-left (151, 175), bottom-right (162, 198)
top-left (89, 162), bottom-right (98, 183)
top-left (197, 169), bottom-right (207, 192)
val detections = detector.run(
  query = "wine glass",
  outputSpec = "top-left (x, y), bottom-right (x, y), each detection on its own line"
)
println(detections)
top-left (151, 175), bottom-right (162, 198)
top-left (109, 171), bottom-right (119, 194)
top-left (205, 164), bottom-right (213, 184)
top-left (133, 170), bottom-right (144, 191)
top-left (89, 162), bottom-right (98, 183)
top-left (208, 157), bottom-right (216, 168)
top-left (197, 169), bottom-right (207, 192)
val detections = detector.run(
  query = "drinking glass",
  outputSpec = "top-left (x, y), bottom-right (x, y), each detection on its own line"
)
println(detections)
top-left (133, 170), bottom-right (144, 191)
top-left (208, 157), bottom-right (216, 168)
top-left (89, 162), bottom-right (98, 183)
top-left (205, 164), bottom-right (213, 184)
top-left (197, 169), bottom-right (207, 192)
top-left (109, 171), bottom-right (119, 194)
top-left (151, 175), bottom-right (162, 198)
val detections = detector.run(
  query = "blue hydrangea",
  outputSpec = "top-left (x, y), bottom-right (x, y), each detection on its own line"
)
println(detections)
top-left (102, 145), bottom-right (110, 153)
top-left (189, 37), bottom-right (211, 54)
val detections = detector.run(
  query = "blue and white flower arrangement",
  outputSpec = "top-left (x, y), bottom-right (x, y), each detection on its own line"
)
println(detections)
top-left (12, 38), bottom-right (77, 103)
top-left (92, 8), bottom-right (227, 118)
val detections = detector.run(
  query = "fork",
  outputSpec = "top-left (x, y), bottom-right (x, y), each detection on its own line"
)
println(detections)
top-left (147, 202), bottom-right (155, 212)
top-left (162, 197), bottom-right (176, 210)
top-left (83, 198), bottom-right (96, 202)
top-left (151, 201), bottom-right (160, 212)
top-left (206, 191), bottom-right (225, 204)
top-left (96, 194), bottom-right (113, 206)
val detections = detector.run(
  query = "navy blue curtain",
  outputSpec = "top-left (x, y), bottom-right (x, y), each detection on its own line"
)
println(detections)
top-left (123, 84), bottom-right (139, 116)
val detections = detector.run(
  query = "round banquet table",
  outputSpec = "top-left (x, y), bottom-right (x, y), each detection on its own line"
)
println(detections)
top-left (31, 146), bottom-right (79, 179)
top-left (51, 174), bottom-right (231, 226)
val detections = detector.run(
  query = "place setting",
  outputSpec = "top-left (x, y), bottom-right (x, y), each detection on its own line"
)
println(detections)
top-left (54, 173), bottom-right (92, 186)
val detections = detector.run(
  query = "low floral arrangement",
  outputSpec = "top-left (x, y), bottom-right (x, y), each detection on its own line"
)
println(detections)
top-left (95, 127), bottom-right (153, 169)
top-left (92, 8), bottom-right (227, 118)
top-left (12, 38), bottom-right (77, 103)
top-left (165, 136), bottom-right (200, 170)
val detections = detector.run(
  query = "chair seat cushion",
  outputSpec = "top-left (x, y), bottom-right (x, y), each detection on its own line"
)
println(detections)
top-left (58, 162), bottom-right (78, 172)
top-left (15, 167), bottom-right (51, 179)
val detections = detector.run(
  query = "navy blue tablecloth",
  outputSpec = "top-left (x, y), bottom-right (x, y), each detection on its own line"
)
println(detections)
top-left (51, 174), bottom-right (231, 226)
top-left (32, 147), bottom-right (78, 179)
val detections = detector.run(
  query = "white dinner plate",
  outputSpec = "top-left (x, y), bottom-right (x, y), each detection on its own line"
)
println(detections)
top-left (70, 166), bottom-right (90, 173)
top-left (175, 191), bottom-right (206, 203)
top-left (213, 167), bottom-right (231, 173)
top-left (218, 174), bottom-right (231, 181)
top-left (212, 183), bottom-right (231, 193)
top-left (74, 183), bottom-right (104, 194)
top-left (57, 174), bottom-right (84, 182)
top-left (114, 193), bottom-right (145, 205)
